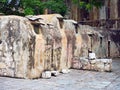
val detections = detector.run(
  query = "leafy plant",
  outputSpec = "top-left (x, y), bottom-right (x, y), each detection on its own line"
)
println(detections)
top-left (24, 7), bottom-right (34, 15)
top-left (72, 0), bottom-right (103, 11)
top-left (0, 0), bottom-right (67, 16)
top-left (41, 0), bottom-right (67, 16)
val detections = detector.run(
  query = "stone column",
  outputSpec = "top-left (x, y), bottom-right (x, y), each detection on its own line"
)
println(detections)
top-left (110, 0), bottom-right (118, 28)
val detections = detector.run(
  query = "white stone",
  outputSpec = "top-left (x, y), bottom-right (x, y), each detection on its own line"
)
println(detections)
top-left (100, 59), bottom-right (112, 63)
top-left (61, 69), bottom-right (70, 74)
top-left (42, 71), bottom-right (51, 79)
top-left (96, 62), bottom-right (105, 72)
top-left (104, 64), bottom-right (111, 71)
top-left (90, 60), bottom-right (96, 64)
top-left (51, 71), bottom-right (59, 76)
top-left (89, 53), bottom-right (96, 60)
top-left (4, 72), bottom-right (7, 76)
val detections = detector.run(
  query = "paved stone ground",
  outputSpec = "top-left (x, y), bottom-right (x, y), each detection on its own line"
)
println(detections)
top-left (0, 58), bottom-right (120, 90)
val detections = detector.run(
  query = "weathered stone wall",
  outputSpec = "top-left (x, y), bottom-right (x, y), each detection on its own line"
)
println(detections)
top-left (0, 14), bottom-right (119, 79)
top-left (26, 14), bottom-right (69, 78)
top-left (64, 20), bottom-right (76, 68)
top-left (75, 25), bottom-right (120, 59)
top-left (0, 16), bottom-right (36, 78)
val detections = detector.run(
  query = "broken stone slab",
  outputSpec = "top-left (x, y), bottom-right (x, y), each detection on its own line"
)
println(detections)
top-left (100, 59), bottom-right (112, 63)
top-left (72, 57), bottom-right (82, 69)
top-left (88, 53), bottom-right (96, 60)
top-left (104, 63), bottom-right (112, 72)
top-left (61, 69), bottom-right (70, 74)
top-left (51, 71), bottom-right (59, 76)
top-left (95, 59), bottom-right (112, 72)
top-left (90, 59), bottom-right (112, 72)
top-left (90, 60), bottom-right (96, 64)
top-left (95, 62), bottom-right (105, 71)
top-left (41, 71), bottom-right (51, 79)
top-left (72, 57), bottom-right (112, 72)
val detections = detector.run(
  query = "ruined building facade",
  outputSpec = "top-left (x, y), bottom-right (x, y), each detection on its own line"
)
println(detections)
top-left (66, 0), bottom-right (120, 21)
top-left (65, 0), bottom-right (120, 29)
top-left (0, 14), bottom-right (119, 79)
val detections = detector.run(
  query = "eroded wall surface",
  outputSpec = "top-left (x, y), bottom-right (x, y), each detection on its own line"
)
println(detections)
top-left (0, 16), bottom-right (36, 78)
top-left (75, 25), bottom-right (120, 59)
top-left (0, 14), bottom-right (119, 79)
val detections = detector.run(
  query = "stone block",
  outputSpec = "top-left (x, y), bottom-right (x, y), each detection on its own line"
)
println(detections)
top-left (42, 71), bottom-right (51, 79)
top-left (95, 59), bottom-right (112, 72)
top-left (96, 62), bottom-right (105, 71)
top-left (90, 60), bottom-right (96, 64)
top-left (0, 62), bottom-right (7, 69)
top-left (51, 71), bottom-right (59, 76)
top-left (72, 58), bottom-right (112, 72)
top-left (101, 59), bottom-right (112, 64)
top-left (88, 53), bottom-right (96, 60)
top-left (72, 59), bottom-right (82, 69)
top-left (61, 69), bottom-right (70, 74)
top-left (104, 63), bottom-right (111, 71)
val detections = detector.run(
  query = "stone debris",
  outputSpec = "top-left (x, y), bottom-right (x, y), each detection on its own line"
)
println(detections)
top-left (42, 71), bottom-right (51, 79)
top-left (51, 71), bottom-right (59, 76)
top-left (61, 69), bottom-right (70, 74)
top-left (72, 58), bottom-right (112, 72)
top-left (88, 53), bottom-right (96, 60)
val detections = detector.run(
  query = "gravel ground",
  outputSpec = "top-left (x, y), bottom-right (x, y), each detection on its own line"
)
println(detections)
top-left (0, 58), bottom-right (120, 90)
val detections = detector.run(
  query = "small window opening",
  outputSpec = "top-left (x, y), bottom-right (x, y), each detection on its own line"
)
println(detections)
top-left (46, 37), bottom-right (49, 45)
top-left (57, 17), bottom-right (64, 29)
top-left (33, 24), bottom-right (40, 34)
top-left (74, 23), bottom-right (78, 34)
top-left (100, 37), bottom-right (103, 46)
top-left (88, 34), bottom-right (94, 51)
top-left (0, 40), bottom-right (2, 44)
top-left (108, 40), bottom-right (111, 57)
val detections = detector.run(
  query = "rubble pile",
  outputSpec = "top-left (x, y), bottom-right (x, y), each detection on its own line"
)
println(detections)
top-left (72, 56), bottom-right (112, 72)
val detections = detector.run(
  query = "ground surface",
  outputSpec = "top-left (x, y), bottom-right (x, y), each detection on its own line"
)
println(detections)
top-left (0, 58), bottom-right (120, 90)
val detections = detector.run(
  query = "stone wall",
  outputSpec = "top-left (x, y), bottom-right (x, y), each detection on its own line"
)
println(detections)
top-left (0, 14), bottom-right (119, 79)
top-left (72, 57), bottom-right (112, 72)
top-left (0, 16), bottom-right (36, 78)
top-left (74, 25), bottom-right (120, 58)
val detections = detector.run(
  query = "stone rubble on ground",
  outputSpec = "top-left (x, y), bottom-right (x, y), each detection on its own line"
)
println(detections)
top-left (42, 69), bottom-right (71, 79)
top-left (72, 57), bottom-right (112, 72)
top-left (51, 71), bottom-right (59, 76)
top-left (42, 71), bottom-right (51, 79)
top-left (61, 69), bottom-right (71, 74)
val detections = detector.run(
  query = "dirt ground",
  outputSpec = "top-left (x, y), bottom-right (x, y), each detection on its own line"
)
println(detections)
top-left (0, 58), bottom-right (120, 90)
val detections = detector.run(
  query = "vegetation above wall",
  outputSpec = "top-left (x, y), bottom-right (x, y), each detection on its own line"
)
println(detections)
top-left (72, 0), bottom-right (103, 10)
top-left (0, 0), bottom-right (103, 16)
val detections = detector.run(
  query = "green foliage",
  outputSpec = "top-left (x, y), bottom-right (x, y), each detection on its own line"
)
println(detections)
top-left (24, 7), bottom-right (34, 15)
top-left (41, 0), bottom-right (67, 16)
top-left (72, 0), bottom-right (103, 11)
top-left (0, 0), bottom-right (6, 13)
top-left (20, 0), bottom-right (42, 15)
top-left (0, 0), bottom-right (6, 3)
top-left (0, 0), bottom-right (67, 16)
